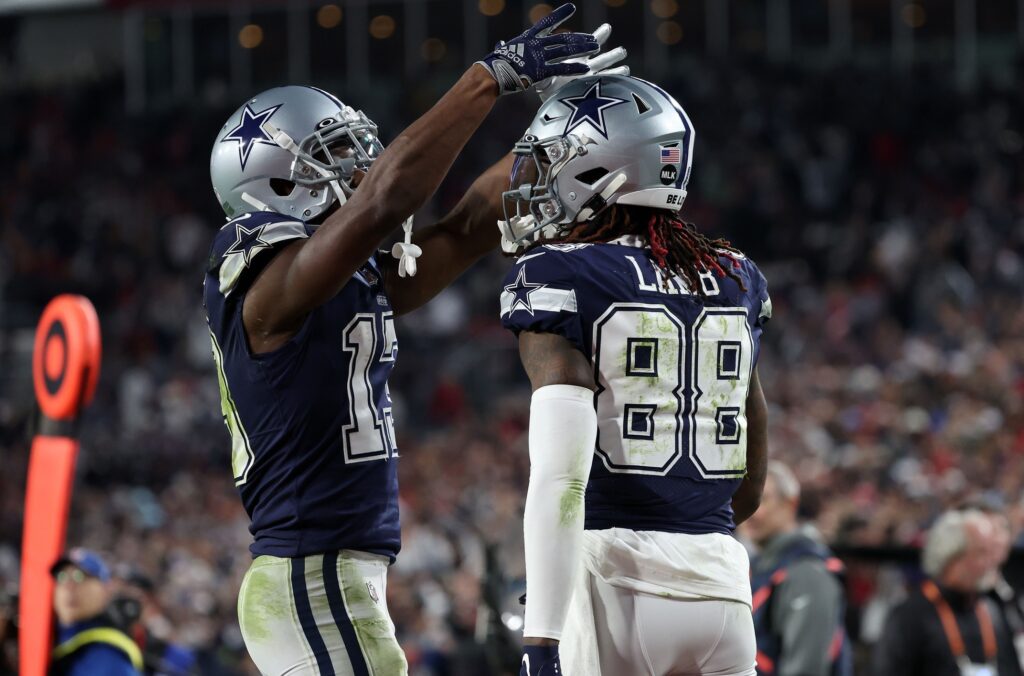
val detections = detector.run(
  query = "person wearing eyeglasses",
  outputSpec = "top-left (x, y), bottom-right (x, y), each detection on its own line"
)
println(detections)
top-left (50, 548), bottom-right (142, 676)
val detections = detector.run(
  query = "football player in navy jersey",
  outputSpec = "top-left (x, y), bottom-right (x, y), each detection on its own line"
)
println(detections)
top-left (203, 5), bottom-right (629, 674)
top-left (500, 75), bottom-right (770, 676)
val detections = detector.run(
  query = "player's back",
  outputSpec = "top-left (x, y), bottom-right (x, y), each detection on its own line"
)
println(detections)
top-left (502, 236), bottom-right (770, 610)
top-left (501, 236), bottom-right (771, 536)
top-left (204, 211), bottom-right (401, 559)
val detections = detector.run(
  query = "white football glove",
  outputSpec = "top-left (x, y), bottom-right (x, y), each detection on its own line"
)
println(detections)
top-left (532, 24), bottom-right (629, 103)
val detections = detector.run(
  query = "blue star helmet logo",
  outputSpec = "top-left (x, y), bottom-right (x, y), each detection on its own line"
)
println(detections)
top-left (220, 103), bottom-right (283, 171)
top-left (504, 266), bottom-right (546, 316)
top-left (225, 221), bottom-right (273, 267)
top-left (558, 80), bottom-right (628, 140)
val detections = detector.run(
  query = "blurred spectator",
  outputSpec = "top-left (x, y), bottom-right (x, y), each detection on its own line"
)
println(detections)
top-left (989, 510), bottom-right (1024, 675)
top-left (51, 548), bottom-right (143, 676)
top-left (111, 569), bottom-right (198, 676)
top-left (966, 500), bottom-right (1024, 674)
top-left (0, 587), bottom-right (15, 675)
top-left (745, 462), bottom-right (851, 676)
top-left (872, 510), bottom-right (1021, 676)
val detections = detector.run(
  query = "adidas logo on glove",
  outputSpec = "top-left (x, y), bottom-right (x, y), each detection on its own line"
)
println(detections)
top-left (475, 3), bottom-right (602, 96)
top-left (495, 42), bottom-right (527, 68)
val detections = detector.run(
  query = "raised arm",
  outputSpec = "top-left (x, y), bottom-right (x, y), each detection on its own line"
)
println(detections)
top-left (244, 4), bottom-right (599, 352)
top-left (383, 154), bottom-right (515, 316)
top-left (243, 68), bottom-right (499, 351)
top-left (384, 24), bottom-right (629, 317)
top-left (732, 367), bottom-right (768, 525)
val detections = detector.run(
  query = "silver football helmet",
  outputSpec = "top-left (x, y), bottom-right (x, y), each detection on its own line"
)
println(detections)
top-left (210, 85), bottom-right (383, 221)
top-left (499, 75), bottom-right (695, 254)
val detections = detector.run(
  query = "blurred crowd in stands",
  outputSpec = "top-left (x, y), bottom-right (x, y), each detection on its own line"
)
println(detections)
top-left (1, 56), bottom-right (1023, 674)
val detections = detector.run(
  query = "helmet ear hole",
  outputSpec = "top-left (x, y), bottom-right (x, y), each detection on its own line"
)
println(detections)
top-left (270, 178), bottom-right (296, 196)
top-left (631, 93), bottom-right (651, 115)
top-left (574, 168), bottom-right (610, 186)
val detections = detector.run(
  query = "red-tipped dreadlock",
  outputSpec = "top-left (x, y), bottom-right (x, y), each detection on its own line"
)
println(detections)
top-left (524, 204), bottom-right (746, 295)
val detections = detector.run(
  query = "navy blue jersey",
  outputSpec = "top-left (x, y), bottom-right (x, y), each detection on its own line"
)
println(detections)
top-left (501, 237), bottom-right (771, 535)
top-left (203, 211), bottom-right (401, 559)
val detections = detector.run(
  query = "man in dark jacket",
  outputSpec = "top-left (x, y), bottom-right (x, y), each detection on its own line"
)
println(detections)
top-left (987, 507), bottom-right (1024, 673)
top-left (873, 509), bottom-right (1022, 676)
top-left (968, 499), bottom-right (1024, 673)
top-left (744, 462), bottom-right (851, 676)
top-left (50, 548), bottom-right (142, 676)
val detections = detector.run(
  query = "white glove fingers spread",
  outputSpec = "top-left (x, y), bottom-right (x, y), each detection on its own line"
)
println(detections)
top-left (587, 45), bottom-right (627, 72)
top-left (591, 23), bottom-right (612, 46)
top-left (526, 16), bottom-right (628, 102)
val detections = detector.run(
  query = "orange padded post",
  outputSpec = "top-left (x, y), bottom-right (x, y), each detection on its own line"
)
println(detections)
top-left (19, 295), bottom-right (101, 676)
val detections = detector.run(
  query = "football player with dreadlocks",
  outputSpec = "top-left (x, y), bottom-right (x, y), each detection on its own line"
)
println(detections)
top-left (204, 5), bottom-right (627, 674)
top-left (501, 75), bottom-right (771, 676)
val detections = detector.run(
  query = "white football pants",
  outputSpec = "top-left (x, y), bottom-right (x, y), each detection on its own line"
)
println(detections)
top-left (237, 550), bottom-right (407, 675)
top-left (562, 567), bottom-right (757, 676)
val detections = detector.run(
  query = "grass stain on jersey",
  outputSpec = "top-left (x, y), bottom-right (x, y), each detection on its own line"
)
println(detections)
top-left (619, 310), bottom-right (683, 465)
top-left (693, 312), bottom-right (751, 474)
top-left (725, 445), bottom-right (747, 473)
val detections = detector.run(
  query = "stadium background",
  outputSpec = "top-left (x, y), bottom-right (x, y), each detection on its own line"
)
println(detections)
top-left (1, 0), bottom-right (1023, 673)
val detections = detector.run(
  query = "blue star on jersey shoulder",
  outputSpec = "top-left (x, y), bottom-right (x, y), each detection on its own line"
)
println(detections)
top-left (504, 266), bottom-right (547, 315)
top-left (559, 80), bottom-right (628, 140)
top-left (220, 103), bottom-right (282, 170)
top-left (225, 221), bottom-right (273, 267)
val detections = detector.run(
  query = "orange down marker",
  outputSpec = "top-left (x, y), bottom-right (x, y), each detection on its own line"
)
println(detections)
top-left (20, 295), bottom-right (101, 676)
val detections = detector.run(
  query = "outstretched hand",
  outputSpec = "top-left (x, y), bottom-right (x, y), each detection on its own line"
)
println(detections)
top-left (533, 23), bottom-right (629, 102)
top-left (476, 3), bottom-right (600, 96)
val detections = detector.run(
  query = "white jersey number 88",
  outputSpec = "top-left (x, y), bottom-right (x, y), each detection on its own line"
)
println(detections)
top-left (592, 303), bottom-right (754, 478)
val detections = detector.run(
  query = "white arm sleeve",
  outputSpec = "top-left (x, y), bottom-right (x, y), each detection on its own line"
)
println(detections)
top-left (523, 384), bottom-right (598, 640)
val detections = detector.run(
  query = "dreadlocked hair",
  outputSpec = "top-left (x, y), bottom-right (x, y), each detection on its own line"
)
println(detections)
top-left (539, 204), bottom-right (746, 294)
